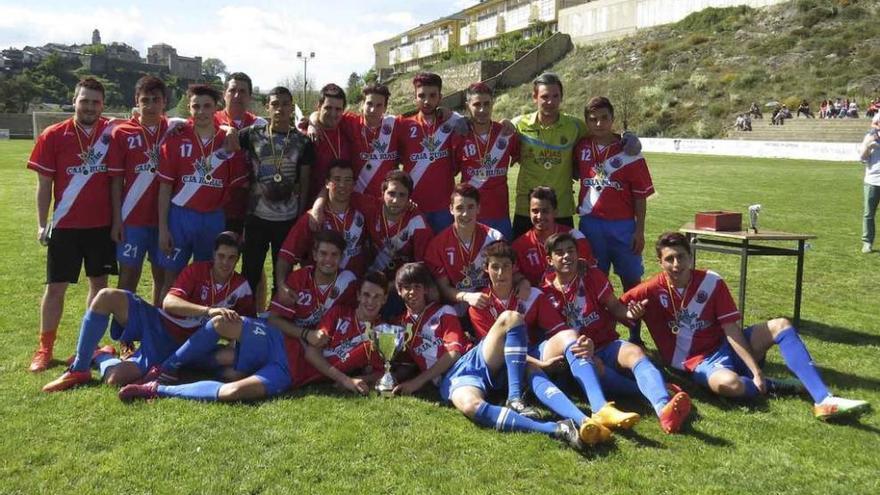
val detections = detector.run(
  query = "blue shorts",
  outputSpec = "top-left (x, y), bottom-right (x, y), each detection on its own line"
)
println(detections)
top-left (527, 340), bottom-right (551, 360)
top-left (424, 210), bottom-right (453, 234)
top-left (159, 204), bottom-right (225, 272)
top-left (233, 317), bottom-right (292, 397)
top-left (439, 341), bottom-right (500, 402)
top-left (117, 225), bottom-right (160, 267)
top-left (595, 339), bottom-right (626, 367)
top-left (579, 216), bottom-right (644, 283)
top-left (111, 292), bottom-right (181, 373)
top-left (691, 326), bottom-right (762, 388)
top-left (482, 217), bottom-right (512, 241)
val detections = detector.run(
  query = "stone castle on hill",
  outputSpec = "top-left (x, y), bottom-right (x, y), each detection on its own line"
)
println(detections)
top-left (1, 29), bottom-right (202, 80)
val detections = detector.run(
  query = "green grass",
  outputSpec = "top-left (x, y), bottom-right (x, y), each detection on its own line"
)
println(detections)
top-left (0, 139), bottom-right (878, 494)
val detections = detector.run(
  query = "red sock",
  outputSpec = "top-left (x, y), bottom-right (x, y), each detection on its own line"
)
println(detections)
top-left (39, 330), bottom-right (57, 351)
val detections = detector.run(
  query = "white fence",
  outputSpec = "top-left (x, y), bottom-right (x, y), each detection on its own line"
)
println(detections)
top-left (641, 138), bottom-right (862, 162)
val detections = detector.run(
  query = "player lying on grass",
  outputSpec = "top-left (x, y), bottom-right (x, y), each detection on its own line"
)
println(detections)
top-left (43, 231), bottom-right (254, 392)
top-left (620, 232), bottom-right (870, 421)
top-left (467, 240), bottom-right (614, 445)
top-left (391, 262), bottom-right (587, 450)
top-left (118, 271), bottom-right (388, 402)
top-left (540, 232), bottom-right (691, 433)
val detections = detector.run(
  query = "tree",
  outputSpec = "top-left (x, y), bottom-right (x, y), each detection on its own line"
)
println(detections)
top-left (202, 58), bottom-right (227, 80)
top-left (346, 72), bottom-right (364, 105)
top-left (0, 74), bottom-right (39, 112)
top-left (278, 73), bottom-right (318, 111)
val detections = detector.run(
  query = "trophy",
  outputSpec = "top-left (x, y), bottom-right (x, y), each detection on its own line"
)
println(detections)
top-left (364, 322), bottom-right (413, 397)
top-left (748, 204), bottom-right (762, 233)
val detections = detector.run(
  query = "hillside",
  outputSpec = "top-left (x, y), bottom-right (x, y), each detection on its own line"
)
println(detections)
top-left (389, 0), bottom-right (880, 139)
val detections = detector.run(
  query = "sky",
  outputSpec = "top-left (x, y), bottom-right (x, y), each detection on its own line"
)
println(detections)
top-left (0, 0), bottom-right (479, 91)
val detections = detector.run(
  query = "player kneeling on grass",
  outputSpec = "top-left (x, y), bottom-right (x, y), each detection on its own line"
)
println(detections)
top-left (118, 272), bottom-right (389, 402)
top-left (392, 262), bottom-right (586, 450)
top-left (620, 232), bottom-right (870, 421)
top-left (541, 232), bottom-right (691, 433)
top-left (42, 232), bottom-right (254, 392)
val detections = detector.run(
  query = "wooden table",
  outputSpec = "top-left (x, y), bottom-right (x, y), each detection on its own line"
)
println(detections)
top-left (679, 223), bottom-right (816, 325)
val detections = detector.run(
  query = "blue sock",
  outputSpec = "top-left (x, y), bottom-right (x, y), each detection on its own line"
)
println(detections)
top-left (564, 342), bottom-right (607, 411)
top-left (162, 320), bottom-right (221, 372)
top-left (504, 325), bottom-right (528, 401)
top-left (599, 365), bottom-right (641, 397)
top-left (473, 402), bottom-right (557, 435)
top-left (530, 371), bottom-right (588, 425)
top-left (632, 357), bottom-right (671, 415)
top-left (740, 376), bottom-right (759, 398)
top-left (774, 327), bottom-right (830, 403)
top-left (71, 311), bottom-right (110, 372)
top-left (157, 381), bottom-right (222, 401)
top-left (98, 357), bottom-right (122, 378)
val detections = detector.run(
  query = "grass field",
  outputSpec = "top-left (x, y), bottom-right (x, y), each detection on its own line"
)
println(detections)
top-left (0, 139), bottom-right (877, 495)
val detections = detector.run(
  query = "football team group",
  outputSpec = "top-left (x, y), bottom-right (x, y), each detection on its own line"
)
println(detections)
top-left (28, 69), bottom-right (869, 450)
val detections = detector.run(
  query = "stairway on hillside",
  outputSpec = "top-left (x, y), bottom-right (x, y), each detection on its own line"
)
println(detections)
top-left (729, 117), bottom-right (870, 143)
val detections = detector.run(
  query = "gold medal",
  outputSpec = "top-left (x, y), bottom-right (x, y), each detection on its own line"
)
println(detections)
top-left (273, 173), bottom-right (283, 183)
top-left (462, 276), bottom-right (472, 288)
top-left (670, 323), bottom-right (679, 335)
top-left (149, 167), bottom-right (156, 173)
top-left (205, 174), bottom-right (213, 182)
top-left (543, 161), bottom-right (553, 170)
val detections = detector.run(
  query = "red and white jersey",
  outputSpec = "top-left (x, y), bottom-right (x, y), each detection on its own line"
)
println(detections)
top-left (469, 287), bottom-right (569, 347)
top-left (308, 126), bottom-right (352, 203)
top-left (574, 138), bottom-right (654, 219)
top-left (620, 269), bottom-right (740, 371)
top-left (511, 225), bottom-right (594, 286)
top-left (158, 123), bottom-right (248, 213)
top-left (286, 305), bottom-right (385, 387)
top-left (364, 200), bottom-right (432, 277)
top-left (452, 122), bottom-right (518, 221)
top-left (398, 303), bottom-right (470, 376)
top-left (215, 111), bottom-right (267, 221)
top-left (339, 112), bottom-right (400, 199)
top-left (542, 268), bottom-right (619, 349)
top-left (397, 113), bottom-right (463, 212)
top-left (106, 117), bottom-right (185, 226)
top-left (161, 261), bottom-right (255, 342)
top-left (269, 265), bottom-right (358, 329)
top-left (27, 117), bottom-right (117, 229)
top-left (278, 194), bottom-right (371, 276)
top-left (424, 223), bottom-right (504, 292)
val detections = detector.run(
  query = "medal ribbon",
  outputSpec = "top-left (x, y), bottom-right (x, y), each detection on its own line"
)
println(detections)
top-left (663, 273), bottom-right (691, 335)
top-left (320, 127), bottom-right (342, 159)
top-left (453, 225), bottom-right (476, 280)
top-left (311, 268), bottom-right (339, 308)
top-left (73, 121), bottom-right (99, 163)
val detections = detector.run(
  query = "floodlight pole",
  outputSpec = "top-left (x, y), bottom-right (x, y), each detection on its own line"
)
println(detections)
top-left (296, 51), bottom-right (315, 111)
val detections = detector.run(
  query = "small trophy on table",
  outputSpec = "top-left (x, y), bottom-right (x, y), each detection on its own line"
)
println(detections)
top-left (748, 204), bottom-right (762, 233)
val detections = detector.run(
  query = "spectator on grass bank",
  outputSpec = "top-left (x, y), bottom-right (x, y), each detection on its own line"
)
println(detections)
top-left (858, 113), bottom-right (880, 254)
top-left (797, 100), bottom-right (815, 118)
top-left (771, 106), bottom-right (785, 126)
top-left (819, 99), bottom-right (829, 119)
top-left (734, 114), bottom-right (752, 131)
top-left (749, 102), bottom-right (763, 119)
top-left (847, 101), bottom-right (859, 119)
top-left (867, 99), bottom-right (879, 118)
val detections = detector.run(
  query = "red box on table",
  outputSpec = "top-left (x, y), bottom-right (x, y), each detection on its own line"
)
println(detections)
top-left (694, 211), bottom-right (742, 231)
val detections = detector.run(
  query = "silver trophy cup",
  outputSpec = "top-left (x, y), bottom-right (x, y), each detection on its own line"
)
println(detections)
top-left (748, 204), bottom-right (762, 233)
top-left (364, 323), bottom-right (412, 397)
